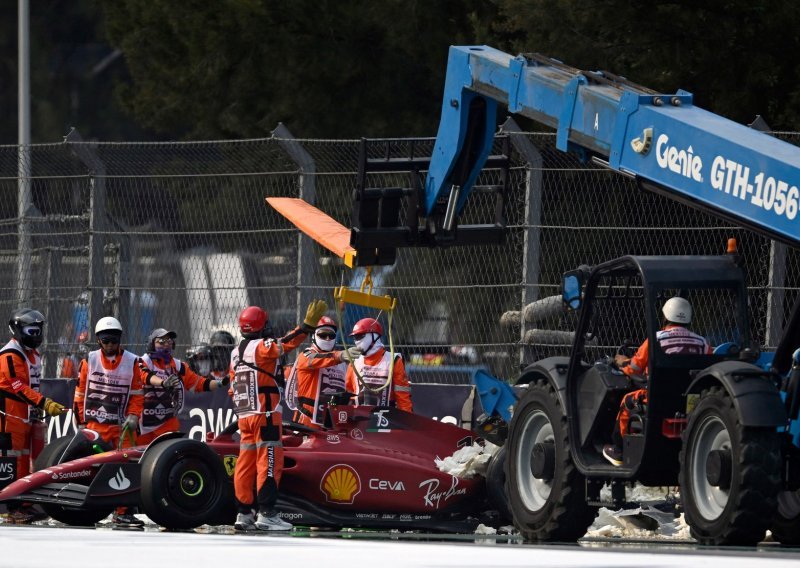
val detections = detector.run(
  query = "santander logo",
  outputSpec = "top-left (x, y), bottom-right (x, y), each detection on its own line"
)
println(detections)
top-left (108, 468), bottom-right (131, 491)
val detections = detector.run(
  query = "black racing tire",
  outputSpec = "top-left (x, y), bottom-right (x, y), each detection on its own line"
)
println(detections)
top-left (485, 446), bottom-right (512, 524)
top-left (771, 490), bottom-right (800, 545)
top-left (505, 380), bottom-right (596, 541)
top-left (139, 438), bottom-right (232, 529)
top-left (679, 387), bottom-right (781, 546)
top-left (33, 433), bottom-right (113, 526)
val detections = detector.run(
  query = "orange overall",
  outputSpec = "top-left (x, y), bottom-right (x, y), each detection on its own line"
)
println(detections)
top-left (73, 349), bottom-right (144, 448)
top-left (230, 327), bottom-right (307, 514)
top-left (345, 348), bottom-right (413, 412)
top-left (616, 325), bottom-right (711, 439)
top-left (291, 346), bottom-right (347, 428)
top-left (0, 339), bottom-right (44, 477)
top-left (136, 355), bottom-right (213, 444)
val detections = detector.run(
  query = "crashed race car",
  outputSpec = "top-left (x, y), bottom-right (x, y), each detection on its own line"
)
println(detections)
top-left (0, 403), bottom-right (508, 531)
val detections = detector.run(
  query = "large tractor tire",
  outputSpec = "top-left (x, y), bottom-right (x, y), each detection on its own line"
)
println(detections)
top-left (139, 438), bottom-right (234, 529)
top-left (33, 433), bottom-right (113, 526)
top-left (771, 490), bottom-right (800, 545)
top-left (505, 380), bottom-right (596, 541)
top-left (679, 387), bottom-right (781, 546)
top-left (485, 446), bottom-right (512, 524)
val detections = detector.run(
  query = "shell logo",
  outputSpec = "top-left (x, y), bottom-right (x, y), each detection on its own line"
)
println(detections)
top-left (320, 464), bottom-right (361, 504)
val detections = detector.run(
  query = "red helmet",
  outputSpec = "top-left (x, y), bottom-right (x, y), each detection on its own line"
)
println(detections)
top-left (316, 316), bottom-right (337, 330)
top-left (350, 318), bottom-right (383, 337)
top-left (239, 306), bottom-right (268, 334)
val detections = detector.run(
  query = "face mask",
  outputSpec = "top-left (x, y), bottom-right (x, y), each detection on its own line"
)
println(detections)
top-left (196, 360), bottom-right (211, 376)
top-left (355, 335), bottom-right (374, 353)
top-left (151, 345), bottom-right (173, 363)
top-left (315, 337), bottom-right (336, 352)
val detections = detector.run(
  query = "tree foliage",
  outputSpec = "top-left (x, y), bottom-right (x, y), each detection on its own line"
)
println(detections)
top-left (490, 0), bottom-right (800, 130)
top-left (4, 1), bottom-right (800, 142)
top-left (102, 0), bottom-right (496, 139)
top-left (0, 0), bottom-right (146, 144)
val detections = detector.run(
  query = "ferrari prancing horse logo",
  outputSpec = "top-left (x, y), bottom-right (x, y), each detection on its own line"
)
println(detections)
top-left (223, 455), bottom-right (237, 477)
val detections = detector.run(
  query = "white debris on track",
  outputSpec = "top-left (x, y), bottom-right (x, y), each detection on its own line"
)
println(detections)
top-left (435, 441), bottom-right (500, 479)
top-left (435, 444), bottom-right (691, 540)
top-left (586, 486), bottom-right (690, 540)
top-left (587, 508), bottom-right (691, 540)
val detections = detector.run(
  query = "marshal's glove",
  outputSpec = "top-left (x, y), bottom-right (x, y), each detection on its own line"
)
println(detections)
top-left (162, 374), bottom-right (181, 391)
top-left (302, 299), bottom-right (329, 332)
top-left (338, 346), bottom-right (362, 363)
top-left (42, 398), bottom-right (66, 417)
top-left (121, 414), bottom-right (138, 432)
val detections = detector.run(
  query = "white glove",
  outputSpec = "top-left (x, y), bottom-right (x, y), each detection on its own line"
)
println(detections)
top-left (162, 374), bottom-right (181, 391)
top-left (121, 414), bottom-right (138, 432)
top-left (338, 346), bottom-right (362, 363)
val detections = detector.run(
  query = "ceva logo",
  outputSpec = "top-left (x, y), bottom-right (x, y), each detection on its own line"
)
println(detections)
top-left (108, 467), bottom-right (131, 491)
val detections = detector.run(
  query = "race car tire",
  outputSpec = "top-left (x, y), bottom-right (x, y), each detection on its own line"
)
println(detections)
top-left (139, 438), bottom-right (232, 529)
top-left (485, 446), bottom-right (512, 523)
top-left (680, 386), bottom-right (781, 546)
top-left (506, 379), bottom-right (595, 541)
top-left (33, 433), bottom-right (113, 526)
top-left (771, 490), bottom-right (800, 545)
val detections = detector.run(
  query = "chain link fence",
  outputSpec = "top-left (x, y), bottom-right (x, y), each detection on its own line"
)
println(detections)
top-left (1, 127), bottom-right (798, 383)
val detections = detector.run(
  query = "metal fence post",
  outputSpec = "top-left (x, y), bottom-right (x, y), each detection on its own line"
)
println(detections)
top-left (501, 118), bottom-right (543, 369)
top-left (65, 128), bottom-right (107, 331)
top-left (16, 0), bottom-right (31, 307)
top-left (766, 242), bottom-right (786, 348)
top-left (272, 123), bottom-right (317, 326)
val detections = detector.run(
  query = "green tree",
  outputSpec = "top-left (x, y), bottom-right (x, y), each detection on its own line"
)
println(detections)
top-left (102, 0), bottom-right (496, 139)
top-left (490, 0), bottom-right (800, 130)
top-left (0, 0), bottom-right (148, 144)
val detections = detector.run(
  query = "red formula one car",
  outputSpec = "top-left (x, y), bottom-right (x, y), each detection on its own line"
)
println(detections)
top-left (0, 404), bottom-right (507, 531)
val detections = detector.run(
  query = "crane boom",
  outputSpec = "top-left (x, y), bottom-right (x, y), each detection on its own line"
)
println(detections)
top-left (425, 45), bottom-right (800, 246)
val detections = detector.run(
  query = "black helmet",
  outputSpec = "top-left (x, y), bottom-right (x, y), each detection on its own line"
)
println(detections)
top-left (9, 308), bottom-right (45, 349)
top-left (186, 342), bottom-right (211, 359)
top-left (209, 330), bottom-right (235, 372)
top-left (186, 342), bottom-right (212, 376)
top-left (209, 330), bottom-right (235, 347)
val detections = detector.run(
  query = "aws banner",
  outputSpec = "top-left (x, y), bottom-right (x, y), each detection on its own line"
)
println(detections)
top-left (41, 379), bottom-right (478, 442)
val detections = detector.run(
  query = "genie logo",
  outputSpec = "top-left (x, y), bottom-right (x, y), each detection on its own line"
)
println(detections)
top-left (108, 467), bottom-right (131, 491)
top-left (655, 134), bottom-right (703, 182)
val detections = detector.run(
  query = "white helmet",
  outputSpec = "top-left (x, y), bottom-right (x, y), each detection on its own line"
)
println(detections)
top-left (95, 316), bottom-right (123, 335)
top-left (662, 297), bottom-right (692, 324)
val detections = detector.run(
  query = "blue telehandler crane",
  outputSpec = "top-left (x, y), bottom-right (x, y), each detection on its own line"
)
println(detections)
top-left (348, 46), bottom-right (800, 546)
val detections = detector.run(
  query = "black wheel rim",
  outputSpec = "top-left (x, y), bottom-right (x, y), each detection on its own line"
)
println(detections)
top-left (165, 456), bottom-right (215, 510)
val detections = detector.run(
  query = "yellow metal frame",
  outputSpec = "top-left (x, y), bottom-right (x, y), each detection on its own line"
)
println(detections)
top-left (334, 266), bottom-right (398, 395)
top-left (333, 267), bottom-right (397, 313)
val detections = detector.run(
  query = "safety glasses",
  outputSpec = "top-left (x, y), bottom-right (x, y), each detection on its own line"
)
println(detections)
top-left (99, 337), bottom-right (120, 345)
top-left (155, 338), bottom-right (173, 346)
top-left (22, 326), bottom-right (42, 336)
top-left (352, 333), bottom-right (366, 341)
top-left (315, 332), bottom-right (336, 340)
